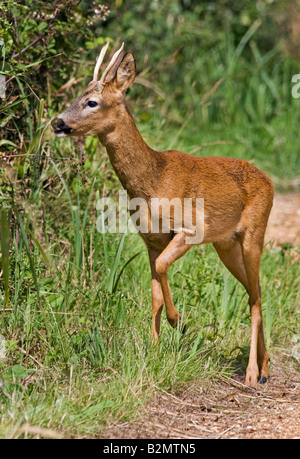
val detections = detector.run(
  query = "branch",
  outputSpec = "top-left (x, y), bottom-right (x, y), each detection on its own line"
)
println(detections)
top-left (11, 6), bottom-right (60, 59)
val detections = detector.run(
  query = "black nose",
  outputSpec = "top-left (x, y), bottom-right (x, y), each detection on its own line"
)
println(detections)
top-left (51, 117), bottom-right (72, 134)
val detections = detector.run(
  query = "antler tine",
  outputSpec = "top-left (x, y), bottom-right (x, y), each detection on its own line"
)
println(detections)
top-left (99, 42), bottom-right (125, 84)
top-left (92, 40), bottom-right (110, 82)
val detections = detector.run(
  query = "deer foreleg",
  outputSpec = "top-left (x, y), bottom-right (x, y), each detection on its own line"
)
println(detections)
top-left (155, 233), bottom-right (191, 329)
top-left (148, 248), bottom-right (164, 343)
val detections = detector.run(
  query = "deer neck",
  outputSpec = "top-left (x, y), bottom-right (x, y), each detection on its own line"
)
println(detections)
top-left (98, 105), bottom-right (158, 199)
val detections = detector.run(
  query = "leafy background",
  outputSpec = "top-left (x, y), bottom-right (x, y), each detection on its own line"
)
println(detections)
top-left (0, 0), bottom-right (299, 438)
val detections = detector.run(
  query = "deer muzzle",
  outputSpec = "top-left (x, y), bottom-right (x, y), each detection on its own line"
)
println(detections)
top-left (51, 117), bottom-right (72, 137)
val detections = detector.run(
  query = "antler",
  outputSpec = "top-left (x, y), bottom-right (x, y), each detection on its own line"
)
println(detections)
top-left (92, 40), bottom-right (110, 82)
top-left (99, 42), bottom-right (125, 84)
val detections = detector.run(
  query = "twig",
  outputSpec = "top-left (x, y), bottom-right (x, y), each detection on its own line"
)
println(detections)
top-left (216, 424), bottom-right (237, 439)
top-left (146, 420), bottom-right (201, 439)
top-left (12, 6), bottom-right (61, 59)
top-left (153, 385), bottom-right (216, 413)
top-left (55, 77), bottom-right (85, 95)
top-left (239, 392), bottom-right (300, 404)
top-left (12, 36), bottom-right (44, 60)
top-left (135, 77), bottom-right (166, 98)
top-left (3, 308), bottom-right (95, 316)
top-left (0, 154), bottom-right (77, 160)
top-left (18, 346), bottom-right (44, 368)
top-left (200, 78), bottom-right (224, 105)
top-left (189, 141), bottom-right (233, 155)
top-left (17, 423), bottom-right (63, 439)
top-left (190, 419), bottom-right (215, 434)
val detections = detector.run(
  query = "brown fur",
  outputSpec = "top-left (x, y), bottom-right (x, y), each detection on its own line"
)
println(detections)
top-left (52, 47), bottom-right (274, 389)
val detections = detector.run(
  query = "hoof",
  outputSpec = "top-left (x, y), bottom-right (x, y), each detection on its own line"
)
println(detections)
top-left (181, 324), bottom-right (187, 334)
top-left (258, 376), bottom-right (268, 384)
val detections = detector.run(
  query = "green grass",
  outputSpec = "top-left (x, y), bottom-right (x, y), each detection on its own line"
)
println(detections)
top-left (1, 110), bottom-right (300, 438)
top-left (1, 30), bottom-right (300, 437)
top-left (0, 202), bottom-right (299, 438)
top-left (1, 115), bottom-right (300, 438)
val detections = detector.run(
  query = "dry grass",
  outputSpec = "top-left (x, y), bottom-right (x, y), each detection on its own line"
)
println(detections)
top-left (102, 348), bottom-right (300, 439)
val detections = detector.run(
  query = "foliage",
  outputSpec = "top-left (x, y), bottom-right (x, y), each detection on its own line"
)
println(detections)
top-left (0, 0), bottom-right (299, 438)
top-left (1, 0), bottom-right (110, 145)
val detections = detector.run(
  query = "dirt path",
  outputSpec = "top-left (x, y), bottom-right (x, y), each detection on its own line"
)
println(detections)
top-left (103, 193), bottom-right (300, 440)
top-left (104, 349), bottom-right (299, 439)
top-left (265, 193), bottom-right (300, 247)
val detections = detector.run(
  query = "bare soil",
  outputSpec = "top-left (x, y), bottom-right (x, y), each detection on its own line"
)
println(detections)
top-left (103, 193), bottom-right (300, 440)
top-left (104, 350), bottom-right (299, 439)
top-left (265, 193), bottom-right (300, 247)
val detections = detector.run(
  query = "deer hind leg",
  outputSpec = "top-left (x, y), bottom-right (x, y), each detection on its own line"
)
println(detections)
top-left (213, 238), bottom-right (249, 292)
top-left (148, 248), bottom-right (164, 343)
top-left (155, 232), bottom-right (191, 330)
top-left (241, 230), bottom-right (269, 389)
top-left (214, 234), bottom-right (269, 389)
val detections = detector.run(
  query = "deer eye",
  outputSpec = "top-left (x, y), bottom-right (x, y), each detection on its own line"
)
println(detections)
top-left (87, 100), bottom-right (98, 108)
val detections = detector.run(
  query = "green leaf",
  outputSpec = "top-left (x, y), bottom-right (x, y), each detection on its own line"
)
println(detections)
top-left (82, 400), bottom-right (114, 417)
top-left (106, 234), bottom-right (126, 294)
top-left (6, 364), bottom-right (35, 380)
top-left (28, 228), bottom-right (51, 269)
top-left (0, 96), bottom-right (28, 115)
top-left (112, 251), bottom-right (141, 294)
top-left (12, 204), bottom-right (40, 306)
top-left (0, 208), bottom-right (10, 307)
top-left (0, 116), bottom-right (13, 129)
top-left (38, 21), bottom-right (47, 32)
top-left (0, 139), bottom-right (16, 147)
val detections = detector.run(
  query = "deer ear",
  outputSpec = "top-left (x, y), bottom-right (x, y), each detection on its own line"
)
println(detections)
top-left (115, 52), bottom-right (136, 92)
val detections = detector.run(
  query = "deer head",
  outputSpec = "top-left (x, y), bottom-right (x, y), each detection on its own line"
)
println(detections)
top-left (51, 41), bottom-right (136, 138)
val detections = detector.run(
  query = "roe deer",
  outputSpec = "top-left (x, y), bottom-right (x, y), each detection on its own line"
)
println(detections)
top-left (51, 41), bottom-right (274, 389)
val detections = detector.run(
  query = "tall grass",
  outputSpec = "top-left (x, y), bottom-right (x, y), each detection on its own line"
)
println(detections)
top-left (0, 30), bottom-right (300, 438)
top-left (140, 31), bottom-right (300, 189)
top-left (0, 226), bottom-right (299, 438)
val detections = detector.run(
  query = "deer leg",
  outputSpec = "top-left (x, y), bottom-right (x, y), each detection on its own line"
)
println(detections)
top-left (214, 235), bottom-right (269, 388)
top-left (242, 232), bottom-right (269, 389)
top-left (257, 309), bottom-right (269, 384)
top-left (148, 248), bottom-right (164, 343)
top-left (213, 239), bottom-right (249, 292)
top-left (155, 233), bottom-right (191, 329)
